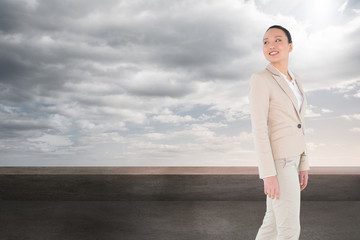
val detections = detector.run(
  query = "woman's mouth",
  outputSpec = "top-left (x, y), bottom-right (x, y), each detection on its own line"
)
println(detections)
top-left (269, 51), bottom-right (279, 56)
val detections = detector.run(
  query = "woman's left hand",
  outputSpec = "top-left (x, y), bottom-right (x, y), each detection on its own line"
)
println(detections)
top-left (299, 171), bottom-right (309, 191)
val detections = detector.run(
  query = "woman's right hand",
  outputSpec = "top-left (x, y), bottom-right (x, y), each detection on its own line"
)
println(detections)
top-left (263, 176), bottom-right (279, 200)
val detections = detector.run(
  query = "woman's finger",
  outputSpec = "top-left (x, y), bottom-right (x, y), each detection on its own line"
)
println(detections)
top-left (276, 188), bottom-right (280, 200)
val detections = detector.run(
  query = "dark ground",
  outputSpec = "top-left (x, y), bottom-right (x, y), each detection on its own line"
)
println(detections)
top-left (1, 173), bottom-right (359, 240)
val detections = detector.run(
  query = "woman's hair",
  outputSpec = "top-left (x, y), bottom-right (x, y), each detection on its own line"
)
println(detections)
top-left (266, 25), bottom-right (292, 44)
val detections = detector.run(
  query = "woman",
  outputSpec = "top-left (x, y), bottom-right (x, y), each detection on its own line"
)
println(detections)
top-left (248, 25), bottom-right (310, 240)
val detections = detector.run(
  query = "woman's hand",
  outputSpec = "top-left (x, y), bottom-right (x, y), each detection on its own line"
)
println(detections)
top-left (263, 176), bottom-right (280, 200)
top-left (299, 171), bottom-right (309, 191)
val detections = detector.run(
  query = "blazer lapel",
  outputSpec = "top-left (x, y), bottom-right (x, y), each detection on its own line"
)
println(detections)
top-left (294, 74), bottom-right (307, 120)
top-left (266, 64), bottom-right (301, 120)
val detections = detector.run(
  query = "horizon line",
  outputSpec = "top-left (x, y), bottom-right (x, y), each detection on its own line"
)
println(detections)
top-left (0, 166), bottom-right (359, 175)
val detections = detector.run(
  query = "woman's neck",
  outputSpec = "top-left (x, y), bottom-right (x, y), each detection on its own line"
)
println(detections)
top-left (271, 62), bottom-right (288, 76)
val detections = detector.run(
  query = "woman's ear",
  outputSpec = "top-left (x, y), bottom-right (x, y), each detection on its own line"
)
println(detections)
top-left (289, 43), bottom-right (293, 53)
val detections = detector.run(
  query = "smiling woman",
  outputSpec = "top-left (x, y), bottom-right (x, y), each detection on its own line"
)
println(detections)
top-left (249, 25), bottom-right (309, 240)
top-left (262, 27), bottom-right (293, 75)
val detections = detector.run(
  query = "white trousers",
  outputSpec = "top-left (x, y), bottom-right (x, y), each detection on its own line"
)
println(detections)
top-left (255, 155), bottom-right (301, 240)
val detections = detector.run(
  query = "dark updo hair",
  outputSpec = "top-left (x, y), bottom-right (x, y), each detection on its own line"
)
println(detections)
top-left (266, 25), bottom-right (292, 43)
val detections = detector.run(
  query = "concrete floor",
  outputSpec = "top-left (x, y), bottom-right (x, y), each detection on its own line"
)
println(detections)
top-left (1, 169), bottom-right (359, 240)
top-left (1, 201), bottom-right (359, 240)
top-left (1, 175), bottom-right (359, 201)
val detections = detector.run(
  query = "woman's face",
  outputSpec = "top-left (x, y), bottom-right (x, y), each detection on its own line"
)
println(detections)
top-left (263, 28), bottom-right (293, 64)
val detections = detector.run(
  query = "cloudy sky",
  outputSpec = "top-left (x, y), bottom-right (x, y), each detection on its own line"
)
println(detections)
top-left (0, 0), bottom-right (359, 167)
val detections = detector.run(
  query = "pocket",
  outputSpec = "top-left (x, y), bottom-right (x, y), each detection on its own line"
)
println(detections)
top-left (284, 155), bottom-right (300, 168)
top-left (275, 158), bottom-right (287, 168)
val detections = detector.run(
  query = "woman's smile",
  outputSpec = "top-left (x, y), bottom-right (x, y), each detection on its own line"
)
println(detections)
top-left (269, 51), bottom-right (279, 56)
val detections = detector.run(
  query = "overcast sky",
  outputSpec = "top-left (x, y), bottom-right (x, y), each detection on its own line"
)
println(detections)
top-left (0, 0), bottom-right (359, 167)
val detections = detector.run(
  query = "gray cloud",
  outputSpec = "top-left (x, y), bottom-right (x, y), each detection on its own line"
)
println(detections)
top-left (0, 0), bottom-right (359, 166)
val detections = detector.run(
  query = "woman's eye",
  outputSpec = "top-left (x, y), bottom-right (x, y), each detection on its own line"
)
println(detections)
top-left (263, 41), bottom-right (268, 45)
top-left (275, 39), bottom-right (281, 42)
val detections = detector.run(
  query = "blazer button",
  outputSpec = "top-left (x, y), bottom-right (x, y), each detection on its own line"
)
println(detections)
top-left (297, 124), bottom-right (302, 128)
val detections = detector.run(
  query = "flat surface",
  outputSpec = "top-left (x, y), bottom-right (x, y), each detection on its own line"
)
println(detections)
top-left (1, 172), bottom-right (359, 239)
top-left (1, 166), bottom-right (360, 175)
top-left (1, 201), bottom-right (359, 240)
top-left (1, 175), bottom-right (359, 201)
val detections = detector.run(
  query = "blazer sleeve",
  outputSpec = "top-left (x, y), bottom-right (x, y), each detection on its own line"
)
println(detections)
top-left (248, 73), bottom-right (277, 179)
top-left (299, 144), bottom-right (310, 171)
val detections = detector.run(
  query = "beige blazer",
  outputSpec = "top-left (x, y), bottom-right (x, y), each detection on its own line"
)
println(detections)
top-left (248, 64), bottom-right (310, 179)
